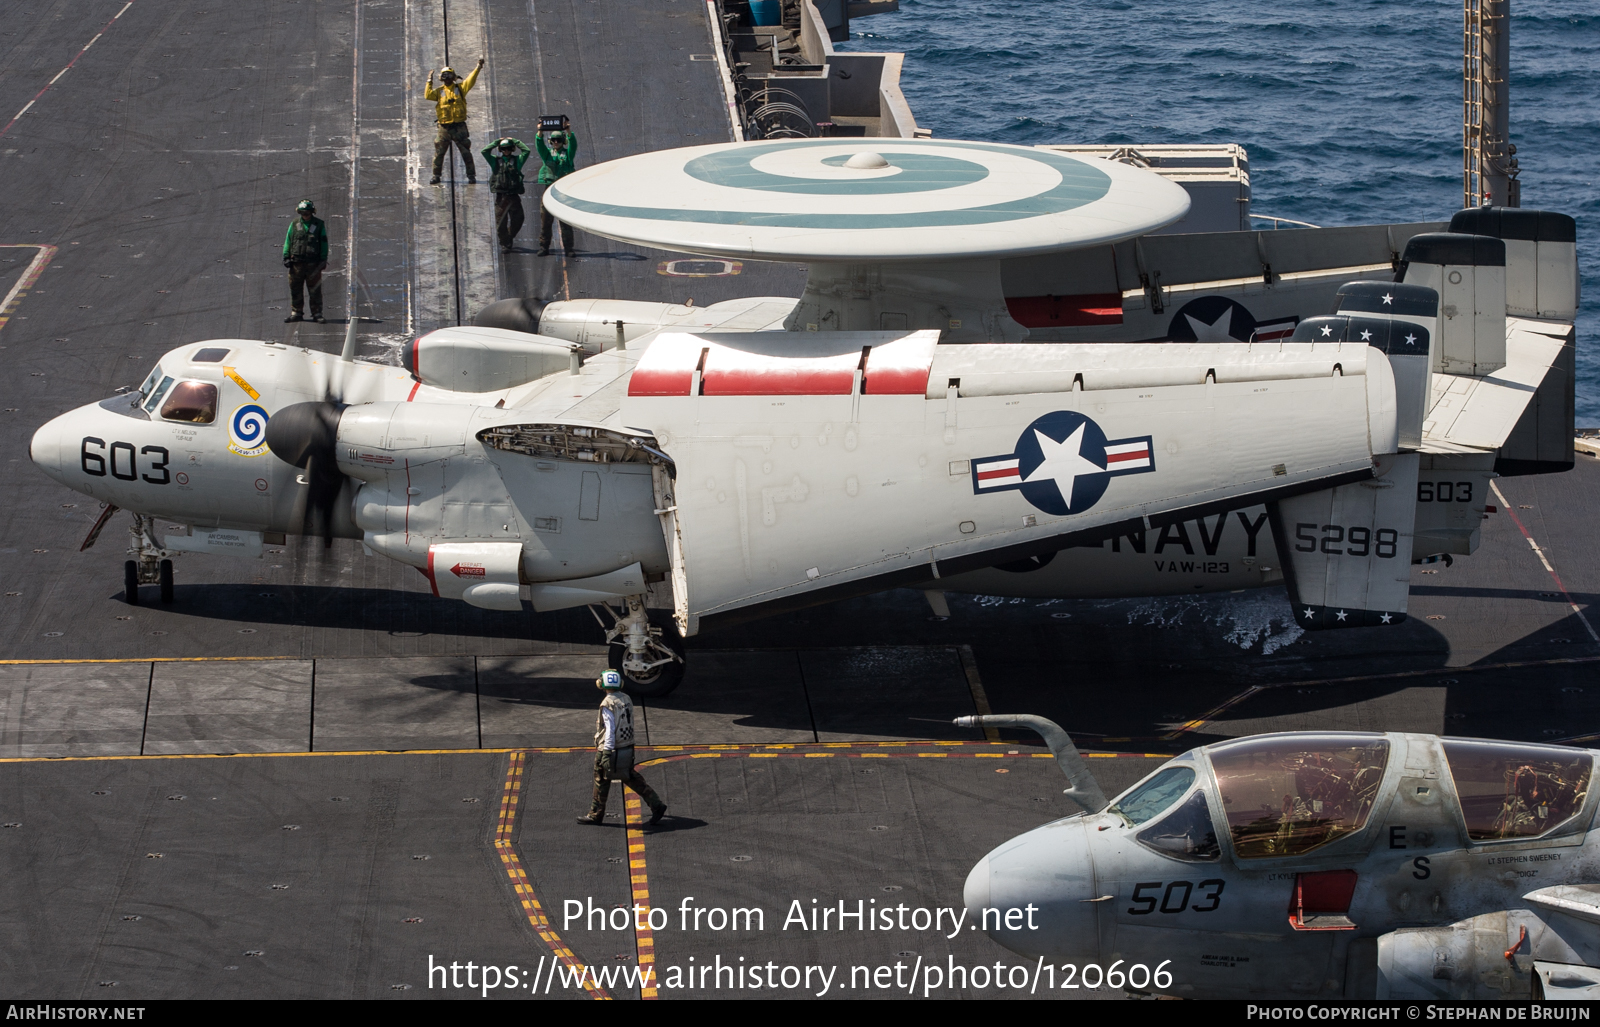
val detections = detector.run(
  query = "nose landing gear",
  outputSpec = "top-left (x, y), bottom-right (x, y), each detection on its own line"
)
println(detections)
top-left (123, 514), bottom-right (174, 605)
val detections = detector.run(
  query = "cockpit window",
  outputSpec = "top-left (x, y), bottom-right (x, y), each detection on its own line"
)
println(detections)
top-left (1137, 790), bottom-right (1221, 862)
top-left (1211, 735), bottom-right (1389, 859)
top-left (142, 375), bottom-right (176, 414)
top-left (136, 365), bottom-right (164, 401)
top-left (158, 381), bottom-right (218, 423)
top-left (1442, 741), bottom-right (1592, 841)
top-left (1108, 766), bottom-right (1196, 826)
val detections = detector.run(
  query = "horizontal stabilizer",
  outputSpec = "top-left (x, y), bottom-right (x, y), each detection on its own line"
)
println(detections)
top-left (1269, 453), bottom-right (1418, 629)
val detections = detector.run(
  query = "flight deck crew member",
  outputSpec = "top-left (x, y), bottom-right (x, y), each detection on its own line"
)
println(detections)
top-left (281, 199), bottom-right (328, 323)
top-left (425, 57), bottom-right (485, 185)
top-left (577, 671), bottom-right (667, 826)
top-left (481, 137), bottom-right (531, 252)
top-left (534, 126), bottom-right (577, 256)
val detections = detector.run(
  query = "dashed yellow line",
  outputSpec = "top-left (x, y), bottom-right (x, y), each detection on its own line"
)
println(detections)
top-left (623, 791), bottom-right (659, 999)
top-left (495, 752), bottom-right (610, 1001)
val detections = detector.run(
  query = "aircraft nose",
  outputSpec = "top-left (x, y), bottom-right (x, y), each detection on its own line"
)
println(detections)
top-left (29, 412), bottom-right (70, 479)
top-left (963, 855), bottom-right (991, 912)
top-left (969, 818), bottom-right (1100, 961)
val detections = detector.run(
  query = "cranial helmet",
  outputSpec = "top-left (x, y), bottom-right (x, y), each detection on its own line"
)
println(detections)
top-left (440, 66), bottom-right (458, 78)
top-left (296, 199), bottom-right (315, 213)
top-left (598, 670), bottom-right (624, 691)
top-left (497, 137), bottom-right (515, 150)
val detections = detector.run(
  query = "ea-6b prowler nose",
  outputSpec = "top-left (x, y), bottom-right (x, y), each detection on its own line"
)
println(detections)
top-left (955, 713), bottom-right (1108, 961)
top-left (967, 818), bottom-right (1100, 961)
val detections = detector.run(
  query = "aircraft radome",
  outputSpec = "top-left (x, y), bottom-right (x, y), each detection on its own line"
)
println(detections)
top-left (962, 713), bottom-right (1600, 1000)
top-left (28, 140), bottom-right (1580, 695)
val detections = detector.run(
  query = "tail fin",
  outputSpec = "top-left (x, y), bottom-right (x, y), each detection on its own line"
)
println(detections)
top-left (1294, 284), bottom-right (1438, 451)
top-left (1398, 232), bottom-right (1506, 376)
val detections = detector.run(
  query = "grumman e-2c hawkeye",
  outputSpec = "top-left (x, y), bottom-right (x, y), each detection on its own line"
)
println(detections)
top-left (28, 140), bottom-right (1580, 694)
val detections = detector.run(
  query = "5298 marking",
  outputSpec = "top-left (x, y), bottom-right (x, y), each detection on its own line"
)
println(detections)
top-left (81, 437), bottom-right (170, 485)
top-left (1128, 879), bottom-right (1225, 915)
top-left (1293, 523), bottom-right (1398, 558)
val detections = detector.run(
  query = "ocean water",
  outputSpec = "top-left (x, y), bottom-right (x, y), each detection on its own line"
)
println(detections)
top-left (840, 0), bottom-right (1600, 423)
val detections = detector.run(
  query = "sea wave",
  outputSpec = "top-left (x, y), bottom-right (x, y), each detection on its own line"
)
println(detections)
top-left (840, 0), bottom-right (1600, 422)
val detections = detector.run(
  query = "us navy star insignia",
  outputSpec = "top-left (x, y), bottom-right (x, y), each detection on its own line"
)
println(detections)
top-left (1185, 306), bottom-right (1237, 343)
top-left (1359, 329), bottom-right (1372, 341)
top-left (1379, 612), bottom-right (1393, 624)
top-left (1302, 608), bottom-right (1315, 620)
top-left (1023, 424), bottom-right (1102, 508)
top-left (1404, 333), bottom-right (1418, 346)
top-left (1319, 325), bottom-right (1333, 337)
top-left (1381, 293), bottom-right (1394, 304)
top-left (1335, 610), bottom-right (1348, 621)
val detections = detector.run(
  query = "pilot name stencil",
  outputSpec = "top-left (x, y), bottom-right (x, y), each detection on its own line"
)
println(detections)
top-left (972, 411), bottom-right (1154, 516)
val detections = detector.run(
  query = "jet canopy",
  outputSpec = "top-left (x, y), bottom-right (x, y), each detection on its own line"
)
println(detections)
top-left (1105, 732), bottom-right (1598, 866)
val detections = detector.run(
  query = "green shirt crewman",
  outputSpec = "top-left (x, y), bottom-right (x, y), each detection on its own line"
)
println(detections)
top-left (281, 199), bottom-right (328, 323)
top-left (481, 137), bottom-right (532, 253)
top-left (533, 128), bottom-right (578, 256)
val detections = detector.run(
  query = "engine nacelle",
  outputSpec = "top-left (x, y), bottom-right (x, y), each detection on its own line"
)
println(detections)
top-left (335, 402), bottom-right (470, 483)
top-left (402, 326), bottom-right (584, 393)
top-left (535, 296), bottom-right (797, 347)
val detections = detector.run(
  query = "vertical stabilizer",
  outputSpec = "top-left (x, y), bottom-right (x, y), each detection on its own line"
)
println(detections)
top-left (1399, 233), bottom-right (1506, 376)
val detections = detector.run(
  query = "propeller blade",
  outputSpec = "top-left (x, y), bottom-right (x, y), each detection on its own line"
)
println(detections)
top-left (264, 401), bottom-right (342, 469)
top-left (265, 401), bottom-right (347, 542)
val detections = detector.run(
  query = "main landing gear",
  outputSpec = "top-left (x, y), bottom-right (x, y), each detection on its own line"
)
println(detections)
top-left (594, 594), bottom-right (686, 698)
top-left (123, 513), bottom-right (174, 605)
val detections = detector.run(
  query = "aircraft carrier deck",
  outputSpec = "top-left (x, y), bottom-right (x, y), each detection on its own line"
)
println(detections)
top-left (1, 0), bottom-right (1596, 1000)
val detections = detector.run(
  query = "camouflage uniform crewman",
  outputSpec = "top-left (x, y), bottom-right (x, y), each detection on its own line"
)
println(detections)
top-left (480, 137), bottom-right (532, 253)
top-left (578, 671), bottom-right (667, 826)
top-left (281, 199), bottom-right (328, 323)
top-left (425, 57), bottom-right (485, 185)
top-left (534, 126), bottom-right (577, 256)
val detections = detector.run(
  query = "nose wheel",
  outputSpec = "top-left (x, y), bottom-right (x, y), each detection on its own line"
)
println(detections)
top-left (123, 514), bottom-right (175, 604)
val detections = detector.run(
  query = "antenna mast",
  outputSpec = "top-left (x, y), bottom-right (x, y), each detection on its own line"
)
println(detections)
top-left (1464, 0), bottom-right (1519, 209)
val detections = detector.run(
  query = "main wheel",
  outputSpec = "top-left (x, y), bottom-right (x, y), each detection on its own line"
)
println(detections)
top-left (158, 559), bottom-right (174, 603)
top-left (609, 622), bottom-right (687, 699)
top-left (124, 560), bottom-right (140, 605)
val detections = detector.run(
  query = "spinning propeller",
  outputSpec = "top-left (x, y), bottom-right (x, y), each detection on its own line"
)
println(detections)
top-left (262, 318), bottom-right (361, 544)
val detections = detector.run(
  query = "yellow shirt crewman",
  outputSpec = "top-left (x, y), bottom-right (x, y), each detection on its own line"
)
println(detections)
top-left (425, 57), bottom-right (484, 184)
